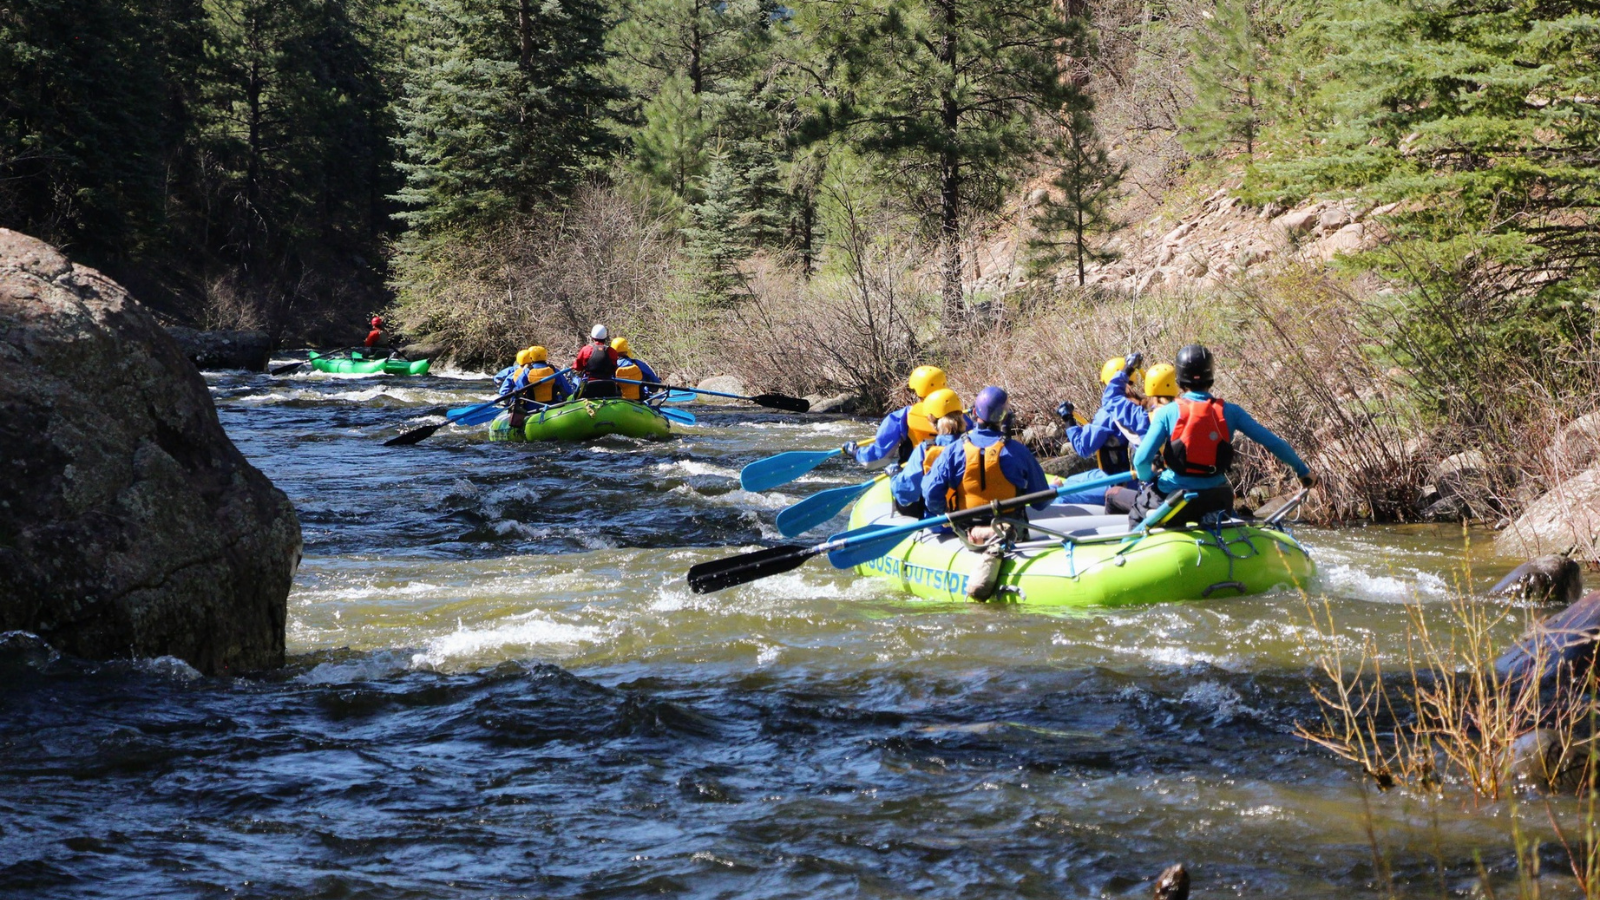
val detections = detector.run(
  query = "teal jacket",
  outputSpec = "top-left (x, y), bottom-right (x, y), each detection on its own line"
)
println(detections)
top-left (1133, 392), bottom-right (1309, 491)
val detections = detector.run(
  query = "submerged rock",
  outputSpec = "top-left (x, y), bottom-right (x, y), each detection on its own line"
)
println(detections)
top-left (1153, 863), bottom-right (1190, 900)
top-left (1488, 555), bottom-right (1583, 606)
top-left (1494, 589), bottom-right (1600, 690)
top-left (0, 229), bottom-right (301, 675)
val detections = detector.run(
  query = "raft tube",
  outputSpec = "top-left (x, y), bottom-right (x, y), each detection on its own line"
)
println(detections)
top-left (488, 398), bottom-right (672, 442)
top-left (844, 478), bottom-right (1313, 608)
top-left (308, 351), bottom-right (431, 376)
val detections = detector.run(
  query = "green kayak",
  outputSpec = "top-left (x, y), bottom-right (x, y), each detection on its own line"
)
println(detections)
top-left (844, 478), bottom-right (1313, 608)
top-left (487, 398), bottom-right (671, 442)
top-left (308, 350), bottom-right (431, 376)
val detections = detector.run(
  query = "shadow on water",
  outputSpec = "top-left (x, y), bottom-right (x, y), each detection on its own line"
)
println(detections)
top-left (0, 369), bottom-right (1574, 899)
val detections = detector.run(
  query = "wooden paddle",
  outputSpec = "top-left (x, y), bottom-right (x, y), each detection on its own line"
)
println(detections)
top-left (385, 369), bottom-right (570, 446)
top-left (687, 472), bottom-right (1134, 592)
top-left (614, 379), bottom-right (809, 413)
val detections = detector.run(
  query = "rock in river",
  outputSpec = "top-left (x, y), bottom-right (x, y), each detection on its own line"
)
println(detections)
top-left (0, 229), bottom-right (301, 674)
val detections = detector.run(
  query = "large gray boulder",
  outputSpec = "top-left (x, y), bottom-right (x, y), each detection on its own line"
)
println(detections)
top-left (0, 229), bottom-right (301, 674)
top-left (1496, 466), bottom-right (1600, 560)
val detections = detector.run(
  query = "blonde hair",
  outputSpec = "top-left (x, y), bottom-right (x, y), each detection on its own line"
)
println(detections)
top-left (937, 412), bottom-right (966, 435)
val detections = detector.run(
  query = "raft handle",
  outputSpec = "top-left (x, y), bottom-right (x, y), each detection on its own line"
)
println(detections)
top-left (1202, 581), bottom-right (1248, 598)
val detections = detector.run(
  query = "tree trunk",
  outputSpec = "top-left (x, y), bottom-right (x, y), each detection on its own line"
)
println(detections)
top-left (938, 0), bottom-right (962, 323)
top-left (518, 0), bottom-right (534, 72)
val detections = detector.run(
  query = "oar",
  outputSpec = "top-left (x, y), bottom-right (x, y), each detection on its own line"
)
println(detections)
top-left (385, 369), bottom-right (569, 446)
top-left (661, 389), bottom-right (698, 404)
top-left (740, 439), bottom-right (873, 493)
top-left (615, 379), bottom-right (810, 413)
top-left (271, 347), bottom-right (364, 376)
top-left (658, 406), bottom-right (696, 426)
top-left (687, 472), bottom-right (1134, 593)
top-left (776, 472), bottom-right (890, 537)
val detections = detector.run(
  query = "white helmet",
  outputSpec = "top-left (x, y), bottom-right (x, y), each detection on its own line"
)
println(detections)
top-left (590, 324), bottom-right (609, 341)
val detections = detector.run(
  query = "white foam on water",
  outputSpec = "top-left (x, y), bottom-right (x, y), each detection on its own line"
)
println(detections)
top-left (1316, 562), bottom-right (1449, 604)
top-left (1180, 681), bottom-right (1260, 724)
top-left (409, 614), bottom-right (602, 669)
top-left (670, 484), bottom-right (796, 510)
top-left (297, 649), bottom-right (416, 684)
top-left (134, 656), bottom-right (203, 681)
top-left (654, 459), bottom-right (739, 479)
top-left (292, 581), bottom-right (443, 604)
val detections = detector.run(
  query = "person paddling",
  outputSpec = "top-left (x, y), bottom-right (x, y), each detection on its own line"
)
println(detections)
top-left (504, 346), bottom-right (572, 402)
top-left (1129, 344), bottom-right (1314, 527)
top-left (611, 337), bottom-right (662, 401)
top-left (889, 388), bottom-right (967, 518)
top-left (1054, 352), bottom-right (1150, 508)
top-left (842, 365), bottom-right (952, 466)
top-left (1097, 363), bottom-right (1181, 514)
top-left (364, 316), bottom-right (385, 350)
top-left (573, 324), bottom-right (620, 399)
top-left (923, 386), bottom-right (1052, 528)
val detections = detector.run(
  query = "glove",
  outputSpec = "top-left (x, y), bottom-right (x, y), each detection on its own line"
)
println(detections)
top-left (1123, 351), bottom-right (1143, 375)
top-left (1056, 400), bottom-right (1075, 424)
top-left (1299, 473), bottom-right (1317, 489)
top-left (840, 442), bottom-right (857, 461)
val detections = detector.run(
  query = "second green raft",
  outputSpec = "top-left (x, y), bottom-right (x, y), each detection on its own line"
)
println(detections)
top-left (489, 398), bottom-right (672, 442)
top-left (843, 478), bottom-right (1313, 608)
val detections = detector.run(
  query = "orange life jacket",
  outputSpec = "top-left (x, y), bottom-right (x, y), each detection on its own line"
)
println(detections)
top-left (616, 362), bottom-right (643, 400)
top-left (1163, 397), bottom-right (1233, 477)
top-left (955, 436), bottom-right (1018, 510)
top-left (919, 439), bottom-right (958, 512)
top-left (522, 362), bottom-right (556, 403)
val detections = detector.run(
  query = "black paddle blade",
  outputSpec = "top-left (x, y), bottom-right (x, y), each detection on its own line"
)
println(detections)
top-left (687, 544), bottom-right (818, 593)
top-left (752, 393), bottom-right (810, 413)
top-left (383, 422), bottom-right (444, 446)
top-left (269, 361), bottom-right (304, 375)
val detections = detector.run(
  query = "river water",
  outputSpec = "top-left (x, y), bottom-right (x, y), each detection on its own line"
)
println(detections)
top-left (0, 367), bottom-right (1585, 898)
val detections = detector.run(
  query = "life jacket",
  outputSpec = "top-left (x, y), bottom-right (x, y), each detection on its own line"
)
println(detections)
top-left (583, 343), bottom-right (616, 381)
top-left (920, 439), bottom-right (958, 513)
top-left (1095, 432), bottom-right (1131, 475)
top-left (616, 361), bottom-right (642, 400)
top-left (955, 436), bottom-right (1019, 510)
top-left (1162, 397), bottom-right (1234, 477)
top-left (523, 362), bottom-right (556, 403)
top-left (364, 328), bottom-right (382, 348)
top-left (896, 404), bottom-right (940, 463)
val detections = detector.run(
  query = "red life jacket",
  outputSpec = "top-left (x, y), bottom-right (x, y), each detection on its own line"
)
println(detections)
top-left (364, 328), bottom-right (382, 348)
top-left (1162, 397), bottom-right (1234, 477)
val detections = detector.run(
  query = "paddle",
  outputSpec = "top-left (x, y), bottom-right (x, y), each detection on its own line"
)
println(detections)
top-left (776, 472), bottom-right (890, 538)
top-left (614, 379), bottom-right (810, 413)
top-left (658, 406), bottom-right (696, 426)
top-left (272, 347), bottom-right (367, 376)
top-left (660, 389), bottom-right (698, 404)
top-left (270, 360), bottom-right (305, 376)
top-left (740, 440), bottom-right (873, 493)
top-left (385, 369), bottom-right (569, 446)
top-left (687, 471), bottom-right (1134, 593)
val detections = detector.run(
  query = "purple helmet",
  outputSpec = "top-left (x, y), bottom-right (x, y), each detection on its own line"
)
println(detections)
top-left (974, 386), bottom-right (1009, 425)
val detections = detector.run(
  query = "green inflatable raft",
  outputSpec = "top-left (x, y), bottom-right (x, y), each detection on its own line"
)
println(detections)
top-left (488, 398), bottom-right (672, 442)
top-left (844, 478), bottom-right (1313, 608)
top-left (308, 350), bottom-right (431, 376)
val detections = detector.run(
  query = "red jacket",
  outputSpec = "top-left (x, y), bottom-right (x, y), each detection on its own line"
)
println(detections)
top-left (574, 342), bottom-right (618, 377)
top-left (364, 328), bottom-right (382, 348)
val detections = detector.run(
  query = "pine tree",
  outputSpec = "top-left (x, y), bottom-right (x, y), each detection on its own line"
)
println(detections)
top-left (797, 0), bottom-right (1084, 322)
top-left (1181, 0), bottom-right (1272, 159)
top-left (1029, 106), bottom-right (1125, 286)
top-left (392, 0), bottom-right (622, 236)
top-left (682, 152), bottom-right (754, 303)
top-left (632, 74), bottom-right (713, 200)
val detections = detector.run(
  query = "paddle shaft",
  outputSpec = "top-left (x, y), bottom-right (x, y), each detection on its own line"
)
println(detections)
top-left (385, 368), bottom-right (569, 446)
top-left (775, 471), bottom-right (890, 537)
top-left (616, 379), bottom-right (809, 412)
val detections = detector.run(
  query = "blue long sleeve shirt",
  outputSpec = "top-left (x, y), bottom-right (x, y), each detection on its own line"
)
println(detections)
top-left (854, 405), bottom-right (914, 464)
top-left (618, 356), bottom-right (661, 395)
top-left (493, 365), bottom-right (517, 393)
top-left (890, 435), bottom-right (958, 508)
top-left (1066, 370), bottom-right (1150, 459)
top-left (1133, 391), bottom-right (1310, 491)
top-left (923, 426), bottom-right (1052, 516)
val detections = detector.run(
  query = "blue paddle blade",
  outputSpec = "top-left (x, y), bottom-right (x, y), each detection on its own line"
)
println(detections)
top-left (740, 449), bottom-right (841, 493)
top-left (776, 478), bottom-right (878, 537)
top-left (456, 403), bottom-right (507, 426)
top-left (661, 390), bottom-right (697, 404)
top-left (658, 406), bottom-right (695, 426)
top-left (826, 521), bottom-right (922, 570)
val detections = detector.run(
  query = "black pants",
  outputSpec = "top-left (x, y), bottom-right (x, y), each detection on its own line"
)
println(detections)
top-left (577, 380), bottom-right (619, 399)
top-left (1127, 483), bottom-right (1235, 529)
top-left (1103, 485), bottom-right (1139, 515)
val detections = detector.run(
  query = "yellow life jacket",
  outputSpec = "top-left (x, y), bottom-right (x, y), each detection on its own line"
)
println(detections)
top-left (956, 436), bottom-right (1018, 510)
top-left (616, 362), bottom-right (643, 400)
top-left (524, 362), bottom-right (556, 403)
top-left (906, 403), bottom-right (938, 447)
top-left (920, 439), bottom-right (958, 513)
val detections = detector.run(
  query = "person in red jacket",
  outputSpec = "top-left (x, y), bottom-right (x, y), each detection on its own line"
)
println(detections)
top-left (573, 324), bottom-right (620, 398)
top-left (364, 316), bottom-right (384, 349)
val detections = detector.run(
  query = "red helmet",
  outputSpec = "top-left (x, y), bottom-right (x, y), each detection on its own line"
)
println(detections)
top-left (371, 316), bottom-right (384, 327)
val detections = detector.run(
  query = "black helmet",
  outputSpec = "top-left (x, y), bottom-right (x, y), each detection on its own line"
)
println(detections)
top-left (1175, 343), bottom-right (1214, 391)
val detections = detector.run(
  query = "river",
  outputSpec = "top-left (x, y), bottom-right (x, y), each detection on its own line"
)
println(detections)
top-left (0, 366), bottom-right (1584, 898)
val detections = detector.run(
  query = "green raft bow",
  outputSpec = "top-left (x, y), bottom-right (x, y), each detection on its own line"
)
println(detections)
top-left (489, 398), bottom-right (672, 442)
top-left (309, 350), bottom-right (431, 376)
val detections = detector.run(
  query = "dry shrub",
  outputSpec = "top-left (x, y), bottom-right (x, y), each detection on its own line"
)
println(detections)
top-left (389, 183), bottom-right (676, 367)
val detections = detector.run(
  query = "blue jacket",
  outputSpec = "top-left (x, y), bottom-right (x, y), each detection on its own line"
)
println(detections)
top-left (493, 364), bottom-right (517, 393)
top-left (503, 364), bottom-right (573, 402)
top-left (1067, 369), bottom-right (1150, 459)
top-left (1134, 391), bottom-right (1309, 491)
top-left (618, 356), bottom-right (661, 395)
top-left (890, 435), bottom-right (958, 508)
top-left (855, 405), bottom-right (914, 464)
top-left (923, 426), bottom-right (1052, 516)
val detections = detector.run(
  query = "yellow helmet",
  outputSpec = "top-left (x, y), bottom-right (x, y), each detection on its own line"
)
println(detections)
top-left (907, 365), bottom-right (947, 398)
top-left (515, 348), bottom-right (534, 366)
top-left (610, 337), bottom-right (631, 356)
top-left (1144, 363), bottom-right (1179, 398)
top-left (1100, 357), bottom-right (1145, 385)
top-left (527, 345), bottom-right (548, 363)
top-left (922, 388), bottom-right (963, 420)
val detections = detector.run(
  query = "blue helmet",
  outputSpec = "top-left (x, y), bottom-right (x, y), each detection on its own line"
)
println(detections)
top-left (974, 386), bottom-right (1009, 425)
